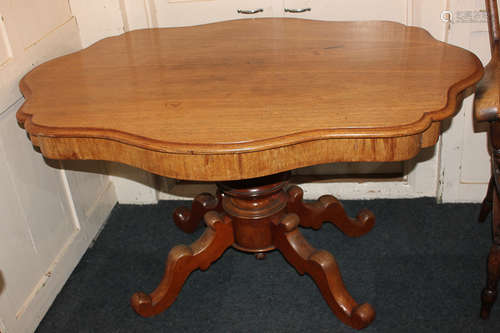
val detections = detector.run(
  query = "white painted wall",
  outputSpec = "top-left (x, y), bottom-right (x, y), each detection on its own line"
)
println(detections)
top-left (0, 2), bottom-right (117, 332)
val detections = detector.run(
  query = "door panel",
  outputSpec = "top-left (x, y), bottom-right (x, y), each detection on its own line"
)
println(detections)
top-left (283, 0), bottom-right (407, 23)
top-left (439, 0), bottom-right (491, 201)
top-left (0, 13), bottom-right (12, 66)
top-left (0, 139), bottom-right (45, 313)
top-left (69, 0), bottom-right (125, 48)
top-left (461, 30), bottom-right (490, 183)
top-left (14, 0), bottom-right (71, 48)
top-left (0, 2), bottom-right (117, 331)
top-left (153, 0), bottom-right (277, 27)
top-left (0, 109), bottom-right (77, 272)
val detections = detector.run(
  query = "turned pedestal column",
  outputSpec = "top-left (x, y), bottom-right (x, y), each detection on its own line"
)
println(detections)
top-left (131, 172), bottom-right (376, 329)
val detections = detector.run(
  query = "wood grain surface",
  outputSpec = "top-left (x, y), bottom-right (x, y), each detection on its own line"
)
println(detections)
top-left (474, 0), bottom-right (500, 319)
top-left (17, 18), bottom-right (483, 181)
top-left (474, 48), bottom-right (500, 121)
top-left (475, 0), bottom-right (500, 122)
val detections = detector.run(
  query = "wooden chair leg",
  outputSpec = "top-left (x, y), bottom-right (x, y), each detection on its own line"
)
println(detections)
top-left (273, 213), bottom-right (375, 330)
top-left (481, 186), bottom-right (500, 319)
top-left (481, 244), bottom-right (500, 319)
top-left (479, 177), bottom-right (494, 223)
top-left (131, 212), bottom-right (233, 317)
top-left (287, 186), bottom-right (375, 237)
top-left (173, 191), bottom-right (223, 233)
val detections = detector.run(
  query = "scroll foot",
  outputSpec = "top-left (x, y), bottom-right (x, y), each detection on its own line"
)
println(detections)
top-left (173, 191), bottom-right (223, 233)
top-left (287, 186), bottom-right (374, 237)
top-left (273, 213), bottom-right (375, 329)
top-left (131, 211), bottom-right (233, 317)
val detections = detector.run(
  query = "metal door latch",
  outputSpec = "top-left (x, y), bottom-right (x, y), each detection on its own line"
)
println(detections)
top-left (440, 10), bottom-right (453, 23)
top-left (441, 10), bottom-right (487, 23)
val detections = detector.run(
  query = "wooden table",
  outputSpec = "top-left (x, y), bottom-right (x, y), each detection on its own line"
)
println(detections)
top-left (17, 19), bottom-right (483, 330)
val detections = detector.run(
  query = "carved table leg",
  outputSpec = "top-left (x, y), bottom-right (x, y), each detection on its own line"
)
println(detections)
top-left (273, 213), bottom-right (375, 330)
top-left (131, 211), bottom-right (233, 317)
top-left (173, 191), bottom-right (223, 233)
top-left (287, 185), bottom-right (375, 237)
top-left (133, 172), bottom-right (375, 329)
top-left (481, 187), bottom-right (500, 319)
top-left (479, 177), bottom-right (494, 223)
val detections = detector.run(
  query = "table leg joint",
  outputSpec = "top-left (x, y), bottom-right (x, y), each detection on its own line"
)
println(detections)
top-left (131, 211), bottom-right (233, 317)
top-left (286, 185), bottom-right (375, 237)
top-left (273, 213), bottom-right (375, 329)
top-left (173, 191), bottom-right (223, 233)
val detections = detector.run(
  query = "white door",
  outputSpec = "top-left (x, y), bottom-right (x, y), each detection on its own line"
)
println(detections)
top-left (0, 2), bottom-right (116, 332)
top-left (152, 0), bottom-right (282, 27)
top-left (282, 0), bottom-right (408, 22)
top-left (438, 0), bottom-right (491, 202)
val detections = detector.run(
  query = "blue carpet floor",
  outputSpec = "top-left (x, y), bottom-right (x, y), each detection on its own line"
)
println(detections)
top-left (36, 198), bottom-right (500, 332)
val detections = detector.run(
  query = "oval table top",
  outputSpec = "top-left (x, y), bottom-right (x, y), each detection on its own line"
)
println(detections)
top-left (17, 18), bottom-right (483, 181)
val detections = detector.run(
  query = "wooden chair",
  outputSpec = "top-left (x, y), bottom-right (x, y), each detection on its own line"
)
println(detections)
top-left (475, 0), bottom-right (500, 319)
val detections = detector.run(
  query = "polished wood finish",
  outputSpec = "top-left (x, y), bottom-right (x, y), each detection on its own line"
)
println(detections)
top-left (16, 18), bottom-right (484, 329)
top-left (17, 19), bottom-right (482, 181)
top-left (478, 121), bottom-right (500, 318)
top-left (475, 0), bottom-right (500, 319)
top-left (131, 211), bottom-right (234, 317)
top-left (22, 134), bottom-right (438, 181)
top-left (132, 173), bottom-right (375, 329)
top-left (483, 243), bottom-right (500, 318)
top-left (220, 173), bottom-right (290, 253)
top-left (173, 191), bottom-right (223, 233)
top-left (474, 53), bottom-right (500, 121)
top-left (475, 0), bottom-right (500, 122)
top-left (287, 185), bottom-right (375, 237)
top-left (273, 213), bottom-right (375, 329)
top-left (487, 0), bottom-right (500, 49)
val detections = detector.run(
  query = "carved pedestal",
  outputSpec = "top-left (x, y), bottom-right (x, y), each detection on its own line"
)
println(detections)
top-left (131, 172), bottom-right (376, 330)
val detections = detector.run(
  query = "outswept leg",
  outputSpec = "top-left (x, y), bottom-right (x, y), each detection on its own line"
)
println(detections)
top-left (131, 211), bottom-right (234, 317)
top-left (479, 177), bottom-right (494, 223)
top-left (287, 186), bottom-right (375, 237)
top-left (173, 191), bottom-right (223, 233)
top-left (273, 213), bottom-right (375, 330)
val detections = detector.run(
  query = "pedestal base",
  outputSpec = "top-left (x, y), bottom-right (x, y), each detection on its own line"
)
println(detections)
top-left (131, 172), bottom-right (376, 330)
